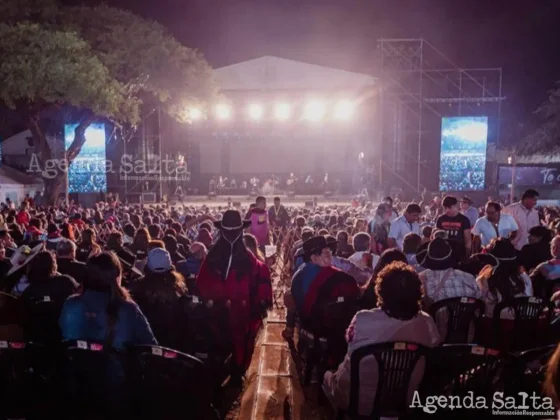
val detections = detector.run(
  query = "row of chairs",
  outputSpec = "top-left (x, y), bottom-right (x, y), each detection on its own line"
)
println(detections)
top-left (0, 340), bottom-right (218, 420)
top-left (335, 342), bottom-right (557, 419)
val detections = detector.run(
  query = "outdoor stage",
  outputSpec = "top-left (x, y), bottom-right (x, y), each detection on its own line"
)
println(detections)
top-left (168, 194), bottom-right (356, 208)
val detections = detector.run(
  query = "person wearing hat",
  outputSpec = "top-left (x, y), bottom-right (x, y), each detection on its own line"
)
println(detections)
top-left (460, 196), bottom-right (479, 228)
top-left (289, 236), bottom-right (360, 337)
top-left (196, 210), bottom-right (272, 380)
top-left (417, 237), bottom-right (481, 307)
top-left (3, 243), bottom-right (44, 296)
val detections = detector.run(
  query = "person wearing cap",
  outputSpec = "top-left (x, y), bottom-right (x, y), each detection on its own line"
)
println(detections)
top-left (289, 236), bottom-right (360, 338)
top-left (460, 196), bottom-right (479, 228)
top-left (130, 248), bottom-right (189, 350)
top-left (195, 210), bottom-right (272, 380)
top-left (502, 189), bottom-right (540, 250)
top-left (387, 204), bottom-right (422, 251)
top-left (417, 237), bottom-right (481, 307)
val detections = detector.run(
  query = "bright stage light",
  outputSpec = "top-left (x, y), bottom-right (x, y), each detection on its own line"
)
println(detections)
top-left (189, 107), bottom-right (203, 121)
top-left (215, 104), bottom-right (231, 120)
top-left (274, 103), bottom-right (291, 121)
top-left (334, 100), bottom-right (354, 120)
top-left (248, 104), bottom-right (263, 120)
top-left (304, 100), bottom-right (326, 122)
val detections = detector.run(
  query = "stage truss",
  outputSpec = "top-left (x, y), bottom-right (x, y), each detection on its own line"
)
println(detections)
top-left (377, 38), bottom-right (504, 195)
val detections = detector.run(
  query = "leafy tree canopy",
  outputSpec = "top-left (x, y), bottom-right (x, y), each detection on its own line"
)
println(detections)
top-left (0, 23), bottom-right (139, 126)
top-left (519, 82), bottom-right (560, 155)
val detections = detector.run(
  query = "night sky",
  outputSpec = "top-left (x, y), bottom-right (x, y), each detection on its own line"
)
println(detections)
top-left (63, 0), bottom-right (560, 138)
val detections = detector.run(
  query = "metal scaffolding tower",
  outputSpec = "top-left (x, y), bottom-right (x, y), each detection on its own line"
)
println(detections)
top-left (377, 38), bottom-right (504, 195)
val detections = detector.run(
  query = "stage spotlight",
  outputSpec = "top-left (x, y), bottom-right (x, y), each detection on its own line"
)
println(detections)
top-left (215, 104), bottom-right (231, 120)
top-left (189, 107), bottom-right (203, 121)
top-left (304, 100), bottom-right (326, 122)
top-left (274, 103), bottom-right (291, 121)
top-left (248, 103), bottom-right (263, 120)
top-left (334, 100), bottom-right (354, 120)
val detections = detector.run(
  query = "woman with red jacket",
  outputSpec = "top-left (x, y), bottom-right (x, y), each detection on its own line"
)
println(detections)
top-left (195, 210), bottom-right (272, 380)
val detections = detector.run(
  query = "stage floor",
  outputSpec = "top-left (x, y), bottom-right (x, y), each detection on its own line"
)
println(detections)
top-left (167, 195), bottom-right (355, 208)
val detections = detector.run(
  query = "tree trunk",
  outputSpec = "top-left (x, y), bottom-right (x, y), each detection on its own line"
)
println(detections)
top-left (43, 176), bottom-right (65, 206)
top-left (24, 109), bottom-right (96, 206)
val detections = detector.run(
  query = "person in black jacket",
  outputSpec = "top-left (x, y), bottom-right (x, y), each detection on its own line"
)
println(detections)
top-left (55, 239), bottom-right (87, 285)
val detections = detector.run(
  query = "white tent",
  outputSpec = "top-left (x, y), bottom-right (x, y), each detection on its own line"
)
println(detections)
top-left (215, 56), bottom-right (377, 91)
top-left (0, 165), bottom-right (43, 206)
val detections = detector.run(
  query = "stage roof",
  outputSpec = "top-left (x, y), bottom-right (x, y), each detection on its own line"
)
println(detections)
top-left (215, 56), bottom-right (377, 91)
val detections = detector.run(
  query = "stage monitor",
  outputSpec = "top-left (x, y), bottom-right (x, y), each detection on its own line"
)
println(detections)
top-left (64, 123), bottom-right (107, 194)
top-left (439, 116), bottom-right (488, 192)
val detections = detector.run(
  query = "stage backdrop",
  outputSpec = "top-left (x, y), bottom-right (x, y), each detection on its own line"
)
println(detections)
top-left (439, 116), bottom-right (488, 192)
top-left (64, 123), bottom-right (107, 193)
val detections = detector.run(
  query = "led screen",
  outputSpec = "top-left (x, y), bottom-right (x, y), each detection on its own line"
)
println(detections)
top-left (439, 116), bottom-right (488, 192)
top-left (64, 123), bottom-right (107, 193)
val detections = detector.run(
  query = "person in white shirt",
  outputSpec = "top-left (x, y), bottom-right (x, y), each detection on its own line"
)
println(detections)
top-left (388, 203), bottom-right (422, 250)
top-left (348, 232), bottom-right (380, 272)
top-left (472, 201), bottom-right (518, 251)
top-left (502, 189), bottom-right (540, 250)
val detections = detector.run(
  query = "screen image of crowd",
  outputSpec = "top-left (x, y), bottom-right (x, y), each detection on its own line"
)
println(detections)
top-left (67, 157), bottom-right (107, 193)
top-left (65, 123), bottom-right (107, 194)
top-left (439, 116), bottom-right (488, 192)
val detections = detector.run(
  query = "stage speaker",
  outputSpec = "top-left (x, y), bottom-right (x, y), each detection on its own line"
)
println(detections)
top-left (233, 201), bottom-right (241, 207)
top-left (305, 201), bottom-right (314, 208)
top-left (142, 193), bottom-right (156, 204)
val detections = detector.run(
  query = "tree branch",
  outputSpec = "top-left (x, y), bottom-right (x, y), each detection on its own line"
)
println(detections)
top-left (66, 111), bottom-right (96, 163)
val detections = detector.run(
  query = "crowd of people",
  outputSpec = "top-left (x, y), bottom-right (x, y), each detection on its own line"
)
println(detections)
top-left (0, 190), bottom-right (559, 418)
top-left (439, 154), bottom-right (486, 191)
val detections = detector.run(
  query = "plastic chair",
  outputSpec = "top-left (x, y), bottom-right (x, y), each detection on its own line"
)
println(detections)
top-left (61, 340), bottom-right (132, 420)
top-left (22, 298), bottom-right (65, 345)
top-left (504, 344), bottom-right (557, 398)
top-left (423, 343), bottom-right (505, 414)
top-left (428, 297), bottom-right (485, 344)
top-left (131, 345), bottom-right (216, 419)
top-left (493, 297), bottom-right (552, 352)
top-left (336, 342), bottom-right (427, 420)
top-left (298, 297), bottom-right (359, 386)
top-left (0, 341), bottom-right (53, 419)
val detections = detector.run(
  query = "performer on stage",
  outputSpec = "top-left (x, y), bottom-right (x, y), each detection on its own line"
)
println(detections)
top-left (195, 210), bottom-right (272, 380)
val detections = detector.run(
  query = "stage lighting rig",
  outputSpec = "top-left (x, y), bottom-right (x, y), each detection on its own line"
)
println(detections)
top-left (303, 100), bottom-right (326, 122)
top-left (274, 103), bottom-right (291, 121)
top-left (334, 100), bottom-right (354, 120)
top-left (248, 103), bottom-right (264, 120)
top-left (216, 104), bottom-right (231, 120)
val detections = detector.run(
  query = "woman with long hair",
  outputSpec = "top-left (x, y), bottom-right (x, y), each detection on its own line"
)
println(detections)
top-left (129, 228), bottom-right (151, 260)
top-left (21, 251), bottom-right (78, 343)
top-left (476, 237), bottom-right (533, 317)
top-left (59, 252), bottom-right (156, 349)
top-left (196, 210), bottom-right (272, 381)
top-left (243, 233), bottom-right (265, 262)
top-left (76, 228), bottom-right (102, 262)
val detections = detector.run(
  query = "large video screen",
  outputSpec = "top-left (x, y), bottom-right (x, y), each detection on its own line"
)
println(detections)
top-left (439, 116), bottom-right (488, 192)
top-left (64, 123), bottom-right (107, 193)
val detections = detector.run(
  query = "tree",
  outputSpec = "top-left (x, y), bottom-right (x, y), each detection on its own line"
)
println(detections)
top-left (0, 22), bottom-right (140, 201)
top-left (0, 1), bottom-right (217, 203)
top-left (519, 82), bottom-right (560, 155)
